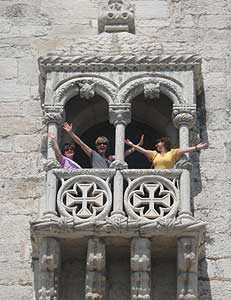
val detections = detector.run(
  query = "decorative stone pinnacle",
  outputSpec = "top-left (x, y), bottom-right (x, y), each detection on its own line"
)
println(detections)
top-left (172, 106), bottom-right (196, 129)
top-left (98, 0), bottom-right (135, 34)
top-left (109, 105), bottom-right (131, 126)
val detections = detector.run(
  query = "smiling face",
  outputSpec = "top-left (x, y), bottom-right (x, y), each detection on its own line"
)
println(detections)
top-left (95, 136), bottom-right (109, 157)
top-left (155, 141), bottom-right (165, 153)
top-left (155, 137), bottom-right (171, 153)
top-left (63, 144), bottom-right (75, 160)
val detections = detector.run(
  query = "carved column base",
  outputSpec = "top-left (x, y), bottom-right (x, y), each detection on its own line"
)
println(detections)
top-left (178, 211), bottom-right (194, 223)
top-left (131, 272), bottom-right (151, 300)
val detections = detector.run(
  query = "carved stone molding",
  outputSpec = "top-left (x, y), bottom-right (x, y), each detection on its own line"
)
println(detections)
top-left (38, 54), bottom-right (202, 105)
top-left (98, 0), bottom-right (135, 34)
top-left (109, 104), bottom-right (131, 125)
top-left (31, 214), bottom-right (206, 237)
top-left (172, 105), bottom-right (196, 129)
top-left (38, 55), bottom-right (201, 75)
top-left (54, 77), bottom-right (117, 106)
top-left (118, 77), bottom-right (183, 104)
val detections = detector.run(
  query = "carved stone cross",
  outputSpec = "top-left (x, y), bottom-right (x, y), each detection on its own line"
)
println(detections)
top-left (66, 183), bottom-right (104, 218)
top-left (132, 183), bottom-right (171, 218)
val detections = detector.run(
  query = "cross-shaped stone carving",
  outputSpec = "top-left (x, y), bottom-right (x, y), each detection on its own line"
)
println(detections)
top-left (131, 183), bottom-right (171, 218)
top-left (65, 183), bottom-right (104, 218)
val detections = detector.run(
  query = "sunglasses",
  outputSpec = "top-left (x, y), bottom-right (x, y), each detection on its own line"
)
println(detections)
top-left (96, 142), bottom-right (108, 146)
top-left (64, 146), bottom-right (74, 152)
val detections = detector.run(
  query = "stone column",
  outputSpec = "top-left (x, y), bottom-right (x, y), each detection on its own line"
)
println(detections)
top-left (43, 108), bottom-right (64, 218)
top-left (131, 238), bottom-right (151, 300)
top-left (109, 105), bottom-right (131, 215)
top-left (85, 238), bottom-right (106, 300)
top-left (173, 106), bottom-right (196, 222)
top-left (38, 238), bottom-right (61, 300)
top-left (177, 236), bottom-right (198, 300)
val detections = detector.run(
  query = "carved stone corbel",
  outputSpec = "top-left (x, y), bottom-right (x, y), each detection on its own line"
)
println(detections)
top-left (177, 236), bottom-right (198, 300)
top-left (38, 238), bottom-right (61, 300)
top-left (85, 238), bottom-right (106, 300)
top-left (109, 104), bottom-right (131, 126)
top-left (43, 106), bottom-right (65, 127)
top-left (131, 238), bottom-right (151, 300)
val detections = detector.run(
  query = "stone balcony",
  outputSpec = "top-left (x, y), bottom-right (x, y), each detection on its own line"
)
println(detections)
top-left (31, 167), bottom-right (206, 239)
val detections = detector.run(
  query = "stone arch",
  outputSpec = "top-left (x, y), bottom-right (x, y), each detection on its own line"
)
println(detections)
top-left (54, 75), bottom-right (119, 107)
top-left (118, 74), bottom-right (184, 105)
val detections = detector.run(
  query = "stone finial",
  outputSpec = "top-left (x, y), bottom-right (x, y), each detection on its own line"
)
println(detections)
top-left (109, 104), bottom-right (131, 126)
top-left (172, 106), bottom-right (196, 129)
top-left (98, 0), bottom-right (135, 34)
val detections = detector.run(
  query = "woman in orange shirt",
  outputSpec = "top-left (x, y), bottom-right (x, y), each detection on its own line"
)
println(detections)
top-left (125, 137), bottom-right (208, 169)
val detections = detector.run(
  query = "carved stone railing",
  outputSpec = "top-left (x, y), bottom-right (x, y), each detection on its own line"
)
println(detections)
top-left (54, 169), bottom-right (116, 223)
top-left (121, 169), bottom-right (182, 222)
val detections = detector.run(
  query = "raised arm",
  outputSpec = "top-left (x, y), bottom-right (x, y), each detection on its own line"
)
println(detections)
top-left (124, 134), bottom-right (144, 158)
top-left (63, 122), bottom-right (93, 157)
top-left (177, 143), bottom-right (208, 156)
top-left (48, 133), bottom-right (63, 163)
top-left (125, 136), bottom-right (153, 161)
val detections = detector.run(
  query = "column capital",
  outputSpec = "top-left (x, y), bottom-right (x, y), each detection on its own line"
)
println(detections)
top-left (109, 104), bottom-right (131, 126)
top-left (172, 105), bottom-right (196, 129)
top-left (43, 105), bottom-right (65, 126)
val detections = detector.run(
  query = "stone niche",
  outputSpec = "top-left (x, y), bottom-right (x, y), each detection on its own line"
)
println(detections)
top-left (32, 30), bottom-right (206, 300)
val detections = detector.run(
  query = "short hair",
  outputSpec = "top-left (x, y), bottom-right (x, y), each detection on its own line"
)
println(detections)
top-left (95, 136), bottom-right (109, 146)
top-left (156, 137), bottom-right (172, 151)
top-left (61, 142), bottom-right (75, 155)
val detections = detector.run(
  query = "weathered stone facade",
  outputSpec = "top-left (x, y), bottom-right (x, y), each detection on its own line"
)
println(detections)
top-left (0, 1), bottom-right (230, 300)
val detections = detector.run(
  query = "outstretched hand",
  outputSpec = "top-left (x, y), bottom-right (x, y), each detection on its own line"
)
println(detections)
top-left (137, 134), bottom-right (144, 146)
top-left (125, 138), bottom-right (134, 147)
top-left (197, 143), bottom-right (208, 150)
top-left (63, 122), bottom-right (72, 133)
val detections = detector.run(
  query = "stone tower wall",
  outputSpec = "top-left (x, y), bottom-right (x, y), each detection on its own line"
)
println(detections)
top-left (0, 1), bottom-right (230, 299)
